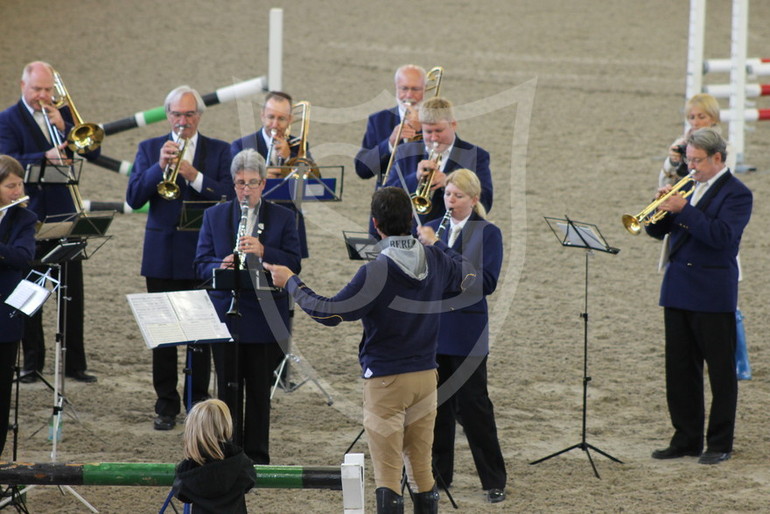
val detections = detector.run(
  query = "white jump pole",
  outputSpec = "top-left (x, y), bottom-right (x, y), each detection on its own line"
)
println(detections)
top-left (269, 8), bottom-right (283, 92)
top-left (685, 0), bottom-right (707, 101)
top-left (728, 0), bottom-right (749, 166)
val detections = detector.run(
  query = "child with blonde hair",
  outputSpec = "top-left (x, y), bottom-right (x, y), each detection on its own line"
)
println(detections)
top-left (173, 399), bottom-right (256, 513)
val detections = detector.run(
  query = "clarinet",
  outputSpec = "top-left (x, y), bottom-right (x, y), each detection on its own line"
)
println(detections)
top-left (233, 197), bottom-right (249, 270)
top-left (436, 208), bottom-right (453, 239)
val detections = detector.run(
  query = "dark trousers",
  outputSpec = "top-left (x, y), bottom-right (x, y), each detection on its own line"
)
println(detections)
top-left (22, 260), bottom-right (87, 375)
top-left (432, 354), bottom-right (506, 490)
top-left (146, 277), bottom-right (211, 417)
top-left (0, 342), bottom-right (18, 458)
top-left (664, 308), bottom-right (737, 453)
top-left (212, 341), bottom-right (284, 464)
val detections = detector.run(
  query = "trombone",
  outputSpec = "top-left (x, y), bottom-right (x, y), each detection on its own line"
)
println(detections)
top-left (157, 130), bottom-right (189, 201)
top-left (49, 69), bottom-right (104, 155)
top-left (622, 171), bottom-right (696, 235)
top-left (411, 141), bottom-right (442, 215)
top-left (283, 101), bottom-right (320, 179)
top-left (382, 66), bottom-right (444, 185)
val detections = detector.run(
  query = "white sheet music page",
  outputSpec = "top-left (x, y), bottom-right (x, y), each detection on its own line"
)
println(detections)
top-left (4, 279), bottom-right (51, 316)
top-left (127, 290), bottom-right (231, 349)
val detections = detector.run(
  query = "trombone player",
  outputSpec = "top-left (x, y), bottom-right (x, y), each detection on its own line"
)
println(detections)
top-left (231, 91), bottom-right (311, 258)
top-left (354, 65), bottom-right (426, 187)
top-left (0, 61), bottom-right (102, 384)
top-left (645, 128), bottom-right (752, 466)
top-left (127, 85), bottom-right (234, 431)
top-left (384, 97), bottom-right (494, 225)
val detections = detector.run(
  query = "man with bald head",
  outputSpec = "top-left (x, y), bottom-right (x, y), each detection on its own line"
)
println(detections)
top-left (0, 61), bottom-right (102, 384)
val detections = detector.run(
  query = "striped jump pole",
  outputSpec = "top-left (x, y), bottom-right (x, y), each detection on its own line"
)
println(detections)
top-left (82, 200), bottom-right (147, 214)
top-left (0, 462), bottom-right (343, 490)
top-left (719, 108), bottom-right (770, 122)
top-left (704, 83), bottom-right (770, 98)
top-left (99, 76), bottom-right (268, 137)
top-left (703, 57), bottom-right (770, 74)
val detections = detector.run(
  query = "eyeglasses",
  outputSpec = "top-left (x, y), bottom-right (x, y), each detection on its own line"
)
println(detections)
top-left (234, 179), bottom-right (263, 189)
top-left (683, 155), bottom-right (710, 166)
top-left (169, 111), bottom-right (198, 118)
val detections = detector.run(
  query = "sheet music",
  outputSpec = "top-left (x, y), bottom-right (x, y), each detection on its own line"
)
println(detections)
top-left (4, 279), bottom-right (51, 316)
top-left (557, 222), bottom-right (606, 251)
top-left (127, 290), bottom-right (231, 349)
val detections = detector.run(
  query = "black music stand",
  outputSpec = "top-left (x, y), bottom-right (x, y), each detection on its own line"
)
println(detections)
top-left (342, 232), bottom-right (381, 261)
top-left (531, 217), bottom-right (622, 479)
top-left (178, 199), bottom-right (224, 232)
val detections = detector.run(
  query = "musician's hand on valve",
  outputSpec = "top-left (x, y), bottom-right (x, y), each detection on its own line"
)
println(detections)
top-left (417, 226), bottom-right (438, 246)
top-left (266, 166), bottom-right (283, 179)
top-left (429, 169), bottom-right (446, 192)
top-left (416, 159), bottom-right (436, 180)
top-left (263, 263), bottom-right (294, 289)
top-left (177, 160), bottom-right (199, 182)
top-left (239, 235), bottom-right (264, 258)
top-left (660, 191), bottom-right (687, 214)
top-left (159, 140), bottom-right (180, 169)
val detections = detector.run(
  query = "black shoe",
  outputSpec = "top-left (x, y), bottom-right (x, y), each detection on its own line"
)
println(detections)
top-left (153, 415), bottom-right (176, 431)
top-left (486, 488), bottom-right (506, 503)
top-left (651, 446), bottom-right (701, 459)
top-left (19, 372), bottom-right (37, 384)
top-left (698, 451), bottom-right (731, 465)
top-left (66, 370), bottom-right (97, 383)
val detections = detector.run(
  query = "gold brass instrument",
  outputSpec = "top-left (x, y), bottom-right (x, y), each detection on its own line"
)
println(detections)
top-left (411, 142), bottom-right (442, 215)
top-left (282, 101), bottom-right (320, 179)
top-left (381, 66), bottom-right (444, 184)
top-left (0, 196), bottom-right (29, 212)
top-left (157, 132), bottom-right (189, 201)
top-left (50, 69), bottom-right (104, 155)
top-left (622, 171), bottom-right (696, 235)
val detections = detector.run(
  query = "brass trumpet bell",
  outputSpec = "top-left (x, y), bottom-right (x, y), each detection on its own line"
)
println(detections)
top-left (621, 172), bottom-right (695, 235)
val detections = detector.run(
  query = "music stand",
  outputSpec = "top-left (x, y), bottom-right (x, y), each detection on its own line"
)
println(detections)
top-left (178, 199), bottom-right (224, 232)
top-left (531, 217), bottom-right (622, 479)
top-left (342, 232), bottom-right (381, 261)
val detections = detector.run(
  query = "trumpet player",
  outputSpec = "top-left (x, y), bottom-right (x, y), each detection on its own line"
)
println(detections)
top-left (646, 128), bottom-right (752, 466)
top-left (127, 86), bottom-right (233, 431)
top-left (0, 61), bottom-right (101, 384)
top-left (196, 149), bottom-right (301, 465)
top-left (384, 97), bottom-right (493, 225)
top-left (354, 65), bottom-right (426, 186)
top-left (231, 91), bottom-right (311, 258)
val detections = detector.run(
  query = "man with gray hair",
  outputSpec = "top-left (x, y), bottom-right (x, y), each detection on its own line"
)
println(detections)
top-left (127, 85), bottom-right (233, 431)
top-left (646, 127), bottom-right (752, 465)
top-left (354, 64), bottom-right (427, 187)
top-left (195, 148), bottom-right (301, 464)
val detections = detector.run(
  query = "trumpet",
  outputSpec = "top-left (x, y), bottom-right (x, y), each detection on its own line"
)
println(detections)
top-left (411, 142), bottom-right (442, 215)
top-left (0, 196), bottom-right (29, 212)
top-left (49, 69), bottom-right (104, 155)
top-left (622, 171), bottom-right (696, 235)
top-left (157, 130), bottom-right (189, 201)
top-left (382, 66), bottom-right (444, 184)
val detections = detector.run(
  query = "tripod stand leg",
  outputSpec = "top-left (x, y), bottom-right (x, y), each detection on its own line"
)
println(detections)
top-left (529, 443), bottom-right (583, 465)
top-left (585, 443), bottom-right (623, 464)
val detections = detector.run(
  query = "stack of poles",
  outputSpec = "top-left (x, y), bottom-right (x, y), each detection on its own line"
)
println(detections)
top-left (84, 7), bottom-right (283, 212)
top-left (686, 0), bottom-right (769, 170)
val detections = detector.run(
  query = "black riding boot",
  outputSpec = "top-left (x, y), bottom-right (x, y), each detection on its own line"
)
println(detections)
top-left (376, 487), bottom-right (404, 514)
top-left (412, 485), bottom-right (439, 514)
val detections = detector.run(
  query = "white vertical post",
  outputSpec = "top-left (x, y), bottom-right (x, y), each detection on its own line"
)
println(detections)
top-left (342, 453), bottom-right (365, 514)
top-left (268, 8), bottom-right (283, 92)
top-left (685, 0), bottom-right (707, 102)
top-left (728, 0), bottom-right (749, 166)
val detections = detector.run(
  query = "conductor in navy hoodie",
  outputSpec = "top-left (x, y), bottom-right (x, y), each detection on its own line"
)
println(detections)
top-left (265, 187), bottom-right (475, 513)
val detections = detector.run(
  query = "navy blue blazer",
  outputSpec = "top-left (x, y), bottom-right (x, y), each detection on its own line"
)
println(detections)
top-left (0, 100), bottom-right (100, 221)
top-left (196, 199), bottom-right (301, 343)
top-left (384, 136), bottom-right (493, 224)
top-left (646, 171), bottom-right (752, 312)
top-left (427, 212), bottom-right (503, 356)
top-left (354, 107), bottom-right (401, 184)
top-left (127, 133), bottom-right (233, 280)
top-left (0, 205), bottom-right (37, 342)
